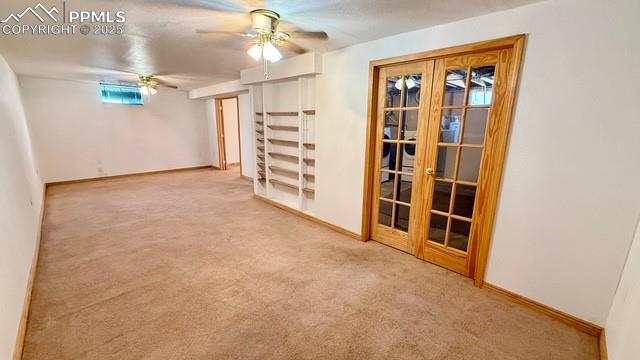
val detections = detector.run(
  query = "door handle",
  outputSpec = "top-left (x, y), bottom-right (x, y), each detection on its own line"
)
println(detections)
top-left (425, 167), bottom-right (436, 176)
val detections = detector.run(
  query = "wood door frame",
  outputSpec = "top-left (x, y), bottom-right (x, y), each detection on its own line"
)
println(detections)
top-left (361, 34), bottom-right (526, 287)
top-left (215, 96), bottom-right (244, 174)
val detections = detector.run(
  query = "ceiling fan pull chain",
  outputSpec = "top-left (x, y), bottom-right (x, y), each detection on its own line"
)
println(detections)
top-left (263, 56), bottom-right (270, 79)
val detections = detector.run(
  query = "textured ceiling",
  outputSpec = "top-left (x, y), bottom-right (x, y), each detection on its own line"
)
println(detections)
top-left (0, 0), bottom-right (542, 89)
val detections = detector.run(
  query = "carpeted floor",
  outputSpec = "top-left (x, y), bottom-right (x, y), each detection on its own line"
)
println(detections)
top-left (23, 168), bottom-right (599, 359)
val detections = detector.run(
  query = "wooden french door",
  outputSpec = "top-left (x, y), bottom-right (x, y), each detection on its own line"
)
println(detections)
top-left (368, 39), bottom-right (521, 281)
top-left (370, 61), bottom-right (434, 252)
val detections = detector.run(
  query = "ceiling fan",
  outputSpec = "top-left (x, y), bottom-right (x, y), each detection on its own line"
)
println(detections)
top-left (137, 75), bottom-right (178, 96)
top-left (197, 9), bottom-right (328, 78)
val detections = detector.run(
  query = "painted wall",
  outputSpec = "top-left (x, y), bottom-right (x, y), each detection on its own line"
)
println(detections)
top-left (20, 77), bottom-right (211, 183)
top-left (238, 93), bottom-right (255, 178)
top-left (314, 0), bottom-right (640, 325)
top-left (0, 54), bottom-right (43, 359)
top-left (221, 98), bottom-right (241, 165)
top-left (605, 217), bottom-right (640, 359)
top-left (205, 99), bottom-right (221, 168)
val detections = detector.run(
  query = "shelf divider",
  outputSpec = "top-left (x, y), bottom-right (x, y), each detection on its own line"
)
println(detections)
top-left (267, 111), bottom-right (298, 116)
top-left (270, 179), bottom-right (299, 191)
top-left (269, 152), bottom-right (299, 161)
top-left (268, 125), bottom-right (299, 132)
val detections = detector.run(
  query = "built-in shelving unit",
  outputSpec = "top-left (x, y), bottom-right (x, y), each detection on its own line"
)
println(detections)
top-left (252, 87), bottom-right (266, 187)
top-left (250, 75), bottom-right (317, 213)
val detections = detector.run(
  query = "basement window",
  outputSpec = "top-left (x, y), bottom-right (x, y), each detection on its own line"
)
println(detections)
top-left (100, 83), bottom-right (144, 105)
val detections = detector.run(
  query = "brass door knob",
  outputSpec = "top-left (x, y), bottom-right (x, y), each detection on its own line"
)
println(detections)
top-left (425, 167), bottom-right (435, 175)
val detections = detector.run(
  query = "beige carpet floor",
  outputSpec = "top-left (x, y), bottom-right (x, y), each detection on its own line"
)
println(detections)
top-left (23, 168), bottom-right (599, 359)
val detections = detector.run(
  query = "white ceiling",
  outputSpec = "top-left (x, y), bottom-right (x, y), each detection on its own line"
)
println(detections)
top-left (0, 0), bottom-right (542, 90)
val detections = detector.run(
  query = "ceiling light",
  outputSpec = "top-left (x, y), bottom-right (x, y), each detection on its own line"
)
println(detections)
top-left (247, 43), bottom-right (262, 62)
top-left (148, 87), bottom-right (157, 95)
top-left (405, 77), bottom-right (416, 89)
top-left (394, 78), bottom-right (404, 90)
top-left (262, 41), bottom-right (282, 63)
top-left (139, 86), bottom-right (149, 96)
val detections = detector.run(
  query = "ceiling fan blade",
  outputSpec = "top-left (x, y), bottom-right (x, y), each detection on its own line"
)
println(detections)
top-left (196, 29), bottom-right (256, 37)
top-left (160, 84), bottom-right (179, 89)
top-left (279, 40), bottom-right (306, 55)
top-left (289, 31), bottom-right (328, 40)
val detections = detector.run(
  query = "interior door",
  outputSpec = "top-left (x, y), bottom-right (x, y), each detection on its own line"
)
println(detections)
top-left (370, 61), bottom-right (434, 252)
top-left (416, 49), bottom-right (514, 276)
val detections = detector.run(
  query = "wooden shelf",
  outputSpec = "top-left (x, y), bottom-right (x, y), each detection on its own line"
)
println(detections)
top-left (256, 121), bottom-right (264, 125)
top-left (257, 145), bottom-right (264, 151)
top-left (258, 170), bottom-right (265, 177)
top-left (256, 130), bottom-right (264, 135)
top-left (267, 111), bottom-right (298, 116)
top-left (257, 154), bottom-right (265, 159)
top-left (268, 125), bottom-right (299, 132)
top-left (256, 112), bottom-right (263, 116)
top-left (269, 139), bottom-right (298, 146)
top-left (303, 173), bottom-right (315, 180)
top-left (258, 178), bottom-right (266, 183)
top-left (303, 158), bottom-right (315, 164)
top-left (303, 187), bottom-right (315, 194)
top-left (303, 143), bottom-right (315, 149)
top-left (270, 179), bottom-right (299, 191)
top-left (270, 166), bottom-right (299, 176)
top-left (269, 152), bottom-right (299, 161)
top-left (302, 110), bottom-right (316, 115)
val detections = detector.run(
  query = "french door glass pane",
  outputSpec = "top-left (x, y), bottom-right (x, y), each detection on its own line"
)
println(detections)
top-left (384, 111), bottom-right (400, 140)
top-left (396, 173), bottom-right (413, 203)
top-left (468, 66), bottom-right (495, 106)
top-left (402, 110), bottom-right (419, 141)
top-left (444, 69), bottom-right (467, 106)
top-left (379, 172), bottom-right (395, 200)
top-left (386, 76), bottom-right (402, 107)
top-left (398, 143), bottom-right (415, 173)
top-left (428, 213), bottom-right (448, 244)
top-left (453, 184), bottom-right (476, 218)
top-left (448, 219), bottom-right (471, 251)
top-left (404, 74), bottom-right (422, 107)
top-left (458, 147), bottom-right (482, 183)
top-left (432, 182), bottom-right (452, 213)
top-left (380, 142), bottom-right (397, 170)
top-left (463, 108), bottom-right (489, 145)
top-left (378, 200), bottom-right (393, 227)
top-left (394, 203), bottom-right (411, 231)
top-left (440, 108), bottom-right (463, 143)
top-left (436, 146), bottom-right (457, 179)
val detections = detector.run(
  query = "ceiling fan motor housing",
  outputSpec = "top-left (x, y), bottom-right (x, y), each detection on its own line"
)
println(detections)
top-left (250, 9), bottom-right (280, 35)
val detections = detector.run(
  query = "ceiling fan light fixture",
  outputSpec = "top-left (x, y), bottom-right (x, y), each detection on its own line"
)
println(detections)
top-left (406, 77), bottom-right (416, 89)
top-left (395, 78), bottom-right (404, 90)
top-left (139, 86), bottom-right (150, 96)
top-left (148, 87), bottom-right (158, 95)
top-left (247, 43), bottom-right (263, 62)
top-left (263, 41), bottom-right (282, 63)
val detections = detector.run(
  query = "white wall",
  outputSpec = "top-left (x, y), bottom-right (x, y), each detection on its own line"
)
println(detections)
top-left (221, 98), bottom-right (240, 165)
top-left (606, 217), bottom-right (640, 359)
top-left (314, 0), bottom-right (640, 325)
top-left (0, 54), bottom-right (43, 359)
top-left (238, 93), bottom-right (254, 178)
top-left (20, 77), bottom-right (211, 183)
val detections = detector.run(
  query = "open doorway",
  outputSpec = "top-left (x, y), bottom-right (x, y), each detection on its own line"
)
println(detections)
top-left (215, 96), bottom-right (245, 177)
